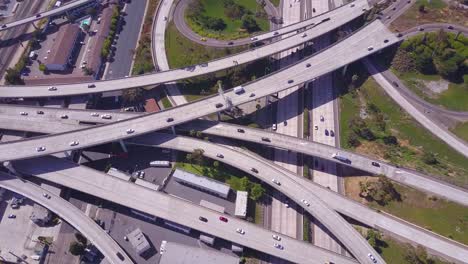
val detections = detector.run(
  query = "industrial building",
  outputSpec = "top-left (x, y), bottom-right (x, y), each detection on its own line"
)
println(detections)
top-left (45, 24), bottom-right (81, 71)
top-left (234, 191), bottom-right (248, 218)
top-left (127, 228), bottom-right (150, 256)
top-left (159, 242), bottom-right (239, 264)
top-left (172, 169), bottom-right (230, 199)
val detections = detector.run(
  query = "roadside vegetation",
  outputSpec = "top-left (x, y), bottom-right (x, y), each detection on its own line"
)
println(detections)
top-left (355, 227), bottom-right (451, 263)
top-left (390, 0), bottom-right (468, 32)
top-left (131, 0), bottom-right (160, 75)
top-left (450, 122), bottom-right (468, 142)
top-left (165, 22), bottom-right (272, 101)
top-left (185, 0), bottom-right (269, 40)
top-left (388, 31), bottom-right (468, 111)
top-left (101, 5), bottom-right (121, 59)
top-left (348, 176), bottom-right (468, 245)
top-left (338, 61), bottom-right (468, 187)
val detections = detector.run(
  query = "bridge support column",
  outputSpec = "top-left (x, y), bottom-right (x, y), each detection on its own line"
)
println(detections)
top-left (341, 64), bottom-right (348, 76)
top-left (119, 140), bottom-right (128, 153)
top-left (171, 126), bottom-right (176, 135)
top-left (3, 161), bottom-right (17, 175)
top-left (217, 112), bottom-right (221, 121)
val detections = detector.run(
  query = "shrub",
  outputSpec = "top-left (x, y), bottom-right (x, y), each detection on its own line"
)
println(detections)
top-left (241, 14), bottom-right (260, 32)
top-left (69, 241), bottom-right (85, 256)
top-left (422, 152), bottom-right (438, 165)
top-left (38, 63), bottom-right (46, 72)
top-left (5, 68), bottom-right (22, 85)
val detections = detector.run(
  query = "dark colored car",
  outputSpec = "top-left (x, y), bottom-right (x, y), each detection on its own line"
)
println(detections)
top-left (166, 117), bottom-right (174, 122)
top-left (251, 168), bottom-right (259, 173)
top-left (36, 14), bottom-right (41, 18)
top-left (228, 41), bottom-right (234, 45)
top-left (261, 137), bottom-right (271, 142)
top-left (371, 162), bottom-right (380, 167)
top-left (306, 63), bottom-right (311, 68)
top-left (287, 79), bottom-right (294, 84)
top-left (237, 128), bottom-right (245, 133)
top-left (219, 216), bottom-right (228, 222)
top-left (199, 216), bottom-right (208, 222)
top-left (215, 103), bottom-right (223, 108)
top-left (392, 81), bottom-right (399, 87)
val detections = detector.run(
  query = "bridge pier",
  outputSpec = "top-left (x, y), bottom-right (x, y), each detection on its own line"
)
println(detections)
top-left (341, 64), bottom-right (348, 76)
top-left (119, 140), bottom-right (128, 153)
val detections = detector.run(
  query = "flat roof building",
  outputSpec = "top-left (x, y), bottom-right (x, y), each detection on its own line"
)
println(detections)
top-left (235, 191), bottom-right (248, 218)
top-left (172, 169), bottom-right (230, 199)
top-left (45, 24), bottom-right (81, 72)
top-left (144, 98), bottom-right (160, 113)
top-left (127, 228), bottom-right (150, 255)
top-left (159, 242), bottom-right (238, 264)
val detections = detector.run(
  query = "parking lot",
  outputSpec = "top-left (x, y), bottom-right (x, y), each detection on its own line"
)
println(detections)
top-left (0, 190), bottom-right (61, 263)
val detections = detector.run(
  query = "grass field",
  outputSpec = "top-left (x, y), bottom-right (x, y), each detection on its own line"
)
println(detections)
top-left (269, 0), bottom-right (280, 7)
top-left (185, 0), bottom-right (269, 40)
top-left (450, 122), bottom-right (468, 142)
top-left (339, 76), bottom-right (468, 187)
top-left (396, 71), bottom-right (468, 111)
top-left (380, 236), bottom-right (449, 264)
top-left (390, 0), bottom-right (468, 32)
top-left (370, 183), bottom-right (468, 245)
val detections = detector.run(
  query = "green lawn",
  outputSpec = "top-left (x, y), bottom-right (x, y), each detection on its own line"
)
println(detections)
top-left (269, 0), bottom-right (280, 7)
top-left (160, 93), bottom-right (172, 109)
top-left (380, 237), bottom-right (449, 264)
top-left (451, 122), bottom-right (468, 142)
top-left (185, 0), bottom-right (269, 40)
top-left (396, 71), bottom-right (468, 111)
top-left (339, 75), bottom-right (468, 187)
top-left (368, 182), bottom-right (468, 245)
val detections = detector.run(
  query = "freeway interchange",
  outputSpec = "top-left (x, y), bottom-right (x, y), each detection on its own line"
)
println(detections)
top-left (0, 0), bottom-right (467, 263)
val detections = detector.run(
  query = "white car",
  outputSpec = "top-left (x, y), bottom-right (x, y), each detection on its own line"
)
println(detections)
top-left (274, 243), bottom-right (284, 250)
top-left (301, 33), bottom-right (307, 38)
top-left (367, 46), bottom-right (374, 51)
top-left (272, 124), bottom-right (277, 131)
top-left (20, 112), bottom-right (28, 116)
top-left (91, 112), bottom-right (99, 117)
top-left (272, 179), bottom-right (281, 185)
top-left (160, 240), bottom-right (167, 254)
top-left (48, 86), bottom-right (57, 91)
top-left (126, 128), bottom-right (135, 134)
top-left (301, 199), bottom-right (310, 206)
top-left (367, 253), bottom-right (377, 263)
top-left (43, 193), bottom-right (50, 199)
top-left (69, 141), bottom-right (79, 146)
top-left (102, 114), bottom-right (112, 119)
top-left (272, 234), bottom-right (281, 241)
top-left (36, 146), bottom-right (46, 152)
top-left (320, 115), bottom-right (324, 121)
top-left (236, 228), bottom-right (245, 234)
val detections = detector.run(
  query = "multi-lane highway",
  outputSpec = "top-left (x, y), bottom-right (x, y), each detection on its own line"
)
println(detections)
top-left (0, 21), bottom-right (399, 161)
top-left (3, 120), bottom-right (468, 263)
top-left (0, 0), bottom-right (95, 31)
top-left (0, 172), bottom-right (133, 264)
top-left (2, 105), bottom-right (466, 207)
top-left (0, 0), bottom-right (370, 98)
top-left (9, 156), bottom-right (357, 264)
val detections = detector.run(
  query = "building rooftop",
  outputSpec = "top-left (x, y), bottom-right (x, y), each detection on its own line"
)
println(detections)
top-left (127, 228), bottom-right (150, 255)
top-left (144, 98), bottom-right (160, 113)
top-left (46, 23), bottom-right (81, 66)
top-left (172, 169), bottom-right (230, 198)
top-left (235, 191), bottom-right (248, 217)
top-left (159, 242), bottom-right (238, 264)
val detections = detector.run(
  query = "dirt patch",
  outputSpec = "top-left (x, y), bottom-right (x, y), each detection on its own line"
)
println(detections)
top-left (424, 79), bottom-right (449, 94)
top-left (344, 176), bottom-right (376, 202)
top-left (355, 141), bottom-right (387, 160)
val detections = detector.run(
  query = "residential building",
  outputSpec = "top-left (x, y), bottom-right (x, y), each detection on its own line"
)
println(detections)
top-left (45, 24), bottom-right (81, 71)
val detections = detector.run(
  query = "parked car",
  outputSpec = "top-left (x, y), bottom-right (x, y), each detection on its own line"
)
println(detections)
top-left (8, 214), bottom-right (16, 219)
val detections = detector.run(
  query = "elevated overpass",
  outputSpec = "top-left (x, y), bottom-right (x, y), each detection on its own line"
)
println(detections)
top-left (0, 0), bottom-right (96, 31)
top-left (0, 172), bottom-right (133, 264)
top-left (10, 156), bottom-right (357, 264)
top-left (3, 120), bottom-right (467, 263)
top-left (0, 0), bottom-right (371, 98)
top-left (0, 21), bottom-right (399, 162)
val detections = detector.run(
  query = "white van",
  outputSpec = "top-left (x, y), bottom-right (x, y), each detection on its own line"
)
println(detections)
top-left (233, 86), bottom-right (244, 94)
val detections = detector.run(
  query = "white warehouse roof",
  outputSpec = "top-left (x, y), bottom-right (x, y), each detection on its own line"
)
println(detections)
top-left (172, 169), bottom-right (230, 198)
top-left (159, 242), bottom-right (238, 264)
top-left (235, 191), bottom-right (248, 218)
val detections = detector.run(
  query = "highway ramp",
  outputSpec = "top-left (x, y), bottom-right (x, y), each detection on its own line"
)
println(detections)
top-left (0, 0), bottom-right (371, 98)
top-left (0, 21), bottom-right (400, 162)
top-left (11, 156), bottom-right (357, 264)
top-left (0, 172), bottom-right (133, 264)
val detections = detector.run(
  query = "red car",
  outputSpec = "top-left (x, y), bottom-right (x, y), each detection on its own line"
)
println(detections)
top-left (219, 216), bottom-right (228, 222)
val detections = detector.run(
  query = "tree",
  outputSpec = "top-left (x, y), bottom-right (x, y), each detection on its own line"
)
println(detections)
top-left (122, 88), bottom-right (144, 104)
top-left (418, 4), bottom-right (425, 13)
top-left (5, 68), bottom-right (22, 85)
top-left (351, 74), bottom-right (359, 84)
top-left (38, 63), bottom-right (46, 72)
top-left (347, 132), bottom-right (361, 148)
top-left (367, 176), bottom-right (401, 205)
top-left (239, 176), bottom-right (251, 192)
top-left (189, 130), bottom-right (196, 136)
top-left (192, 148), bottom-right (205, 165)
top-left (241, 15), bottom-right (259, 32)
top-left (366, 229), bottom-right (383, 251)
top-left (422, 152), bottom-right (438, 165)
top-left (186, 153), bottom-right (193, 164)
top-left (196, 131), bottom-right (203, 138)
top-left (75, 233), bottom-right (87, 245)
top-left (383, 135), bottom-right (398, 145)
top-left (249, 183), bottom-right (265, 201)
top-left (213, 160), bottom-right (220, 168)
top-left (82, 66), bottom-right (94, 76)
top-left (69, 241), bottom-right (85, 256)
top-left (358, 128), bottom-right (376, 141)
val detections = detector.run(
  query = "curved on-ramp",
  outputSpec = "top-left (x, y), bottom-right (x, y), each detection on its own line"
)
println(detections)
top-left (0, 172), bottom-right (133, 264)
top-left (11, 156), bottom-right (357, 264)
top-left (0, 21), bottom-right (399, 162)
top-left (0, 0), bottom-right (370, 98)
top-left (4, 116), bottom-right (468, 263)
